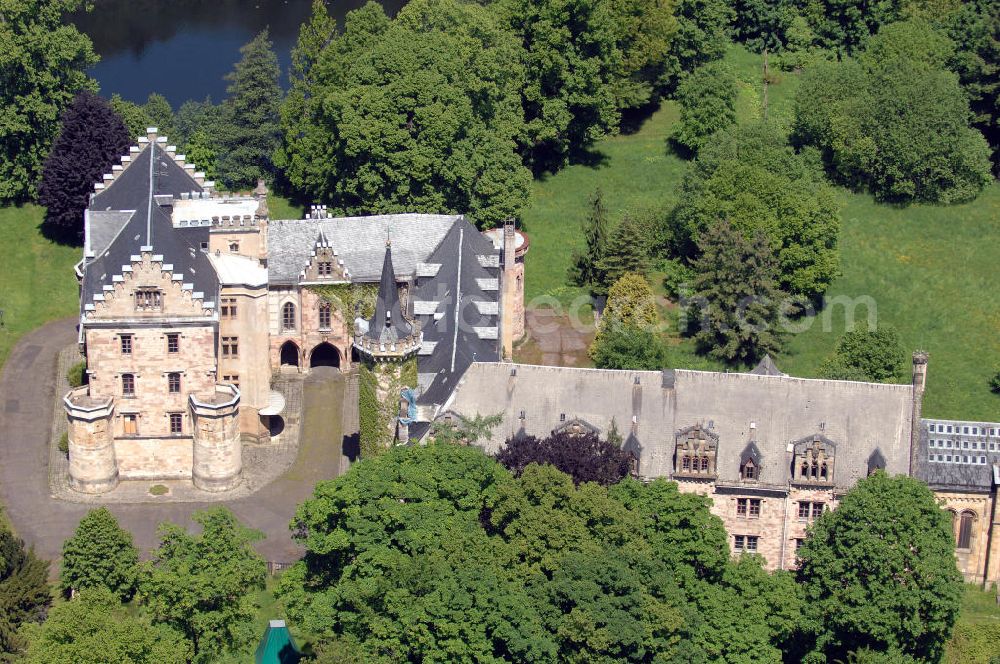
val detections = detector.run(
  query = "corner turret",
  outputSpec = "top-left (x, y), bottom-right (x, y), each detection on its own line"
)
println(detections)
top-left (353, 243), bottom-right (421, 361)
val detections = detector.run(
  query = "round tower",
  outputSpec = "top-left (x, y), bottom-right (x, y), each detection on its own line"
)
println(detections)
top-left (190, 384), bottom-right (242, 492)
top-left (63, 388), bottom-right (118, 493)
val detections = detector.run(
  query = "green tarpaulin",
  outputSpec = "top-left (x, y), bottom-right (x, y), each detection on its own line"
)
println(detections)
top-left (254, 619), bottom-right (302, 664)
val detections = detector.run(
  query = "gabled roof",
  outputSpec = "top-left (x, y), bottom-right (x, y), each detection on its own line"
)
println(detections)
top-left (867, 447), bottom-right (887, 474)
top-left (81, 140), bottom-right (217, 312)
top-left (740, 441), bottom-right (763, 466)
top-left (751, 354), bottom-right (787, 376)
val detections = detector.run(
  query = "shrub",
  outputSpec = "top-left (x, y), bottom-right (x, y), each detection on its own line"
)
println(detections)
top-left (66, 361), bottom-right (87, 388)
top-left (496, 431), bottom-right (634, 486)
top-left (989, 371), bottom-right (1000, 394)
top-left (58, 433), bottom-right (69, 456)
top-left (819, 327), bottom-right (906, 383)
top-left (148, 485), bottom-right (168, 496)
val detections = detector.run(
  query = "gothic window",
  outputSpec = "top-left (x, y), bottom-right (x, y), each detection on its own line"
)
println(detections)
top-left (319, 302), bottom-right (332, 330)
top-left (282, 302), bottom-right (296, 331)
top-left (135, 287), bottom-right (162, 311)
top-left (674, 425), bottom-right (718, 478)
top-left (792, 435), bottom-right (836, 484)
top-left (121, 373), bottom-right (135, 398)
top-left (167, 372), bottom-right (181, 394)
top-left (957, 511), bottom-right (976, 550)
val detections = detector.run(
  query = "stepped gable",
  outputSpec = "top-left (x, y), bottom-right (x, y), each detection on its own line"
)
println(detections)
top-left (81, 132), bottom-right (218, 312)
top-left (438, 363), bottom-right (915, 487)
top-left (750, 354), bottom-right (787, 377)
top-left (266, 213), bottom-right (459, 284)
top-left (411, 218), bottom-right (501, 407)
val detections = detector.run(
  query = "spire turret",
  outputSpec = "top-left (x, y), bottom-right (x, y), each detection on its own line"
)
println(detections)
top-left (353, 242), bottom-right (421, 361)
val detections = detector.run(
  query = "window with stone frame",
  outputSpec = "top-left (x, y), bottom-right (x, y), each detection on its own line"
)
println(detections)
top-left (221, 297), bottom-right (237, 320)
top-left (319, 301), bottom-right (332, 330)
top-left (792, 435), bottom-right (835, 484)
top-left (167, 333), bottom-right (179, 354)
top-left (222, 336), bottom-right (239, 358)
top-left (167, 372), bottom-right (181, 394)
top-left (120, 334), bottom-right (133, 355)
top-left (281, 302), bottom-right (296, 331)
top-left (318, 261), bottom-right (333, 277)
top-left (957, 511), bottom-right (976, 550)
top-left (169, 412), bottom-right (183, 435)
top-left (674, 425), bottom-right (718, 478)
top-left (222, 374), bottom-right (239, 388)
top-left (736, 498), bottom-right (761, 518)
top-left (122, 413), bottom-right (138, 436)
top-left (135, 287), bottom-right (162, 311)
top-left (797, 501), bottom-right (825, 520)
top-left (229, 241), bottom-right (239, 253)
top-left (121, 373), bottom-right (135, 398)
top-left (734, 535), bottom-right (758, 553)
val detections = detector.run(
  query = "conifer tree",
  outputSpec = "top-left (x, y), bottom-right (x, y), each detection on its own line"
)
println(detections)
top-left (38, 91), bottom-right (131, 244)
top-left (570, 189), bottom-right (612, 295)
top-left (689, 220), bottom-right (784, 365)
top-left (60, 507), bottom-right (140, 601)
top-left (0, 528), bottom-right (51, 656)
top-left (600, 214), bottom-right (652, 285)
top-left (217, 29), bottom-right (283, 190)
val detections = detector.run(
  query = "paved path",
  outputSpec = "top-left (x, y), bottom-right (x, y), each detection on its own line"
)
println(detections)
top-left (0, 319), bottom-right (347, 565)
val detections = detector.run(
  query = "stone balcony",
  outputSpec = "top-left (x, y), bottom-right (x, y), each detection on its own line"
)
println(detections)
top-left (352, 325), bottom-right (423, 362)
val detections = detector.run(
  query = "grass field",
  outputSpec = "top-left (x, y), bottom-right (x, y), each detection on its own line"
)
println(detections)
top-left (517, 44), bottom-right (1000, 420)
top-left (946, 584), bottom-right (1000, 664)
top-left (0, 205), bottom-right (80, 372)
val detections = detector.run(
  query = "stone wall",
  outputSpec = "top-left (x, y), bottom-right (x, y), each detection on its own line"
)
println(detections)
top-left (218, 284), bottom-right (270, 441)
top-left (934, 490), bottom-right (996, 584)
top-left (115, 437), bottom-right (192, 479)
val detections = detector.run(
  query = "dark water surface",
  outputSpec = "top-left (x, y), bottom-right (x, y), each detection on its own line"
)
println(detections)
top-left (69, 0), bottom-right (406, 107)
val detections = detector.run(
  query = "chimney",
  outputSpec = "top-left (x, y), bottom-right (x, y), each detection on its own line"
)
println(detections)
top-left (503, 218), bottom-right (516, 271)
top-left (909, 351), bottom-right (929, 475)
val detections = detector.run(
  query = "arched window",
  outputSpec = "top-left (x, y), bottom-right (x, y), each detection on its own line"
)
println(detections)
top-left (957, 511), bottom-right (976, 550)
top-left (282, 302), bottom-right (296, 332)
top-left (122, 373), bottom-right (135, 397)
top-left (318, 302), bottom-right (332, 330)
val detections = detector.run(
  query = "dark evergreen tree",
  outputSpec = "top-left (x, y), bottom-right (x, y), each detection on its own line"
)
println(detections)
top-left (217, 29), bottom-right (283, 190)
top-left (0, 528), bottom-right (51, 657)
top-left (600, 214), bottom-right (652, 284)
top-left (689, 220), bottom-right (784, 365)
top-left (570, 189), bottom-right (612, 296)
top-left (38, 91), bottom-right (131, 244)
top-left (60, 507), bottom-right (140, 601)
top-left (661, 0), bottom-right (734, 91)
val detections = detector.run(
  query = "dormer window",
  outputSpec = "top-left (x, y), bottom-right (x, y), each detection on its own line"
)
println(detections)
top-left (741, 459), bottom-right (757, 480)
top-left (674, 424), bottom-right (718, 479)
top-left (792, 435), bottom-right (836, 485)
top-left (739, 441), bottom-right (763, 482)
top-left (135, 288), bottom-right (162, 311)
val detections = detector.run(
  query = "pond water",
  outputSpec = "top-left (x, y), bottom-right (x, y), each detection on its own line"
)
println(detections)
top-left (69, 0), bottom-right (407, 108)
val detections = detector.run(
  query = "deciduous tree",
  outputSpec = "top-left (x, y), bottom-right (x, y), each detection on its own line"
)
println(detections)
top-left (22, 587), bottom-right (190, 664)
top-left (688, 219), bottom-right (785, 365)
top-left (818, 326), bottom-right (907, 383)
top-left (496, 431), bottom-right (635, 486)
top-left (139, 508), bottom-right (266, 663)
top-left (796, 472), bottom-right (963, 662)
top-left (0, 0), bottom-right (97, 203)
top-left (661, 0), bottom-right (734, 91)
top-left (590, 323), bottom-right (671, 370)
top-left (37, 92), bottom-right (131, 244)
top-left (672, 61), bottom-right (738, 154)
top-left (279, 0), bottom-right (530, 228)
top-left (60, 507), bottom-right (139, 601)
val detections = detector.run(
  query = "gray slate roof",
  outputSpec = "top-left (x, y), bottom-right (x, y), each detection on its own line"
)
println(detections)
top-left (267, 214), bottom-right (461, 284)
top-left (82, 144), bottom-right (217, 309)
top-left (914, 418), bottom-right (1000, 490)
top-left (441, 363), bottom-right (916, 490)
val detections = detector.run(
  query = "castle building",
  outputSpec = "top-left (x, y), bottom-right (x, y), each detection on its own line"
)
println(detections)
top-left (64, 129), bottom-right (526, 492)
top-left (439, 358), bottom-right (1000, 584)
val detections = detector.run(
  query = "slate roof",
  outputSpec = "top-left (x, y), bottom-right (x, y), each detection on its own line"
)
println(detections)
top-left (267, 214), bottom-right (461, 284)
top-left (914, 418), bottom-right (1000, 490)
top-left (410, 220), bottom-right (502, 406)
top-left (439, 363), bottom-right (916, 490)
top-left (366, 244), bottom-right (413, 343)
top-left (82, 143), bottom-right (217, 310)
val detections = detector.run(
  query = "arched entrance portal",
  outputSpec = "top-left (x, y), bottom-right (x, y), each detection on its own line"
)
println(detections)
top-left (279, 341), bottom-right (300, 367)
top-left (310, 342), bottom-right (341, 368)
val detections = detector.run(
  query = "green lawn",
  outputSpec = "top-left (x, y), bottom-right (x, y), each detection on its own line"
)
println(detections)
top-left (0, 205), bottom-right (80, 371)
top-left (946, 584), bottom-right (1000, 664)
top-left (518, 44), bottom-right (1000, 420)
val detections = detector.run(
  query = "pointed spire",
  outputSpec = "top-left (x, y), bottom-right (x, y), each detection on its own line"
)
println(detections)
top-left (366, 243), bottom-right (412, 344)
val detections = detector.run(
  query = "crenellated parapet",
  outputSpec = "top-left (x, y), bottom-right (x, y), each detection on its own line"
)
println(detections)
top-left (190, 384), bottom-right (242, 492)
